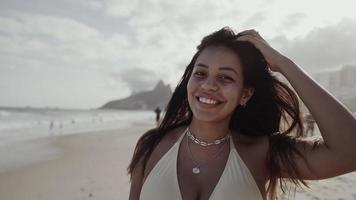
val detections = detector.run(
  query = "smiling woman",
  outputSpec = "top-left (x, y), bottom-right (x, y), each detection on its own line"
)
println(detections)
top-left (127, 27), bottom-right (356, 200)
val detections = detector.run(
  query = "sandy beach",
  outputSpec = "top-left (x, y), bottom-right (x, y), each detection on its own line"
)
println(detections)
top-left (0, 121), bottom-right (153, 200)
top-left (1, 122), bottom-right (356, 200)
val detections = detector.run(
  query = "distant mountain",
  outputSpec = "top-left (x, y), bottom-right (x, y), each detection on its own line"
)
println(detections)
top-left (100, 80), bottom-right (172, 110)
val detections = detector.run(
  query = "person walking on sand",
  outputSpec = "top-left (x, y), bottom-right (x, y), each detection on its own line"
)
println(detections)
top-left (128, 27), bottom-right (356, 200)
top-left (49, 120), bottom-right (54, 130)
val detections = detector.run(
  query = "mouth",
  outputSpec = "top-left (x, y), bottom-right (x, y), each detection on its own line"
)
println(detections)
top-left (196, 96), bottom-right (223, 105)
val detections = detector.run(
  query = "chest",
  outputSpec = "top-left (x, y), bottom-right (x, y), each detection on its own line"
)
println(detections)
top-left (176, 138), bottom-right (266, 200)
top-left (142, 132), bottom-right (268, 200)
top-left (177, 139), bottom-right (231, 200)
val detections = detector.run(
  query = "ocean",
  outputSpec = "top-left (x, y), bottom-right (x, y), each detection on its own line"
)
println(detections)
top-left (0, 107), bottom-right (155, 148)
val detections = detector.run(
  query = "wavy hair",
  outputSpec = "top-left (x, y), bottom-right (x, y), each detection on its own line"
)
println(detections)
top-left (128, 27), bottom-right (311, 199)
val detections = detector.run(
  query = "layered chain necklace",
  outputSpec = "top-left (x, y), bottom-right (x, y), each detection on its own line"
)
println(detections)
top-left (186, 128), bottom-right (230, 174)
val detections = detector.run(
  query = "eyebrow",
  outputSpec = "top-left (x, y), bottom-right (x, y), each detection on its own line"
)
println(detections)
top-left (196, 63), bottom-right (239, 76)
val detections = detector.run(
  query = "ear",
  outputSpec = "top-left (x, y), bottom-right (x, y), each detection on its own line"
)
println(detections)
top-left (240, 88), bottom-right (254, 106)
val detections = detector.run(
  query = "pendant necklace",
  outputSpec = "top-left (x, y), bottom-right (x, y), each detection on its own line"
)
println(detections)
top-left (185, 129), bottom-right (229, 174)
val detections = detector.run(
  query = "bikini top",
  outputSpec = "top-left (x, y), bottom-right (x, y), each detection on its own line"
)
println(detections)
top-left (140, 131), bottom-right (263, 200)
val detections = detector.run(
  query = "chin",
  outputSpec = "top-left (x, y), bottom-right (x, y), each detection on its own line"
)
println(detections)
top-left (192, 111), bottom-right (231, 123)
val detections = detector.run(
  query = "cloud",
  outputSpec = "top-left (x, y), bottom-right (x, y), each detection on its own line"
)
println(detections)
top-left (280, 13), bottom-right (307, 29)
top-left (0, 12), bottom-right (99, 42)
top-left (0, 12), bottom-right (135, 72)
top-left (85, 0), bottom-right (104, 10)
top-left (278, 18), bottom-right (356, 71)
top-left (103, 0), bottom-right (140, 18)
top-left (112, 67), bottom-right (159, 93)
top-left (102, 0), bottom-right (245, 28)
top-left (82, 0), bottom-right (288, 90)
top-left (242, 11), bottom-right (267, 28)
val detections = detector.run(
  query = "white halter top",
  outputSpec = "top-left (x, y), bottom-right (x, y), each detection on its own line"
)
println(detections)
top-left (140, 132), bottom-right (263, 200)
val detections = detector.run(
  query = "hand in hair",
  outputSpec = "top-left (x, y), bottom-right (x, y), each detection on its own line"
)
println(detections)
top-left (236, 29), bottom-right (288, 73)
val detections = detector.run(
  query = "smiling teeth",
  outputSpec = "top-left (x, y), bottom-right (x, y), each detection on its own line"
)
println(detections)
top-left (198, 97), bottom-right (218, 105)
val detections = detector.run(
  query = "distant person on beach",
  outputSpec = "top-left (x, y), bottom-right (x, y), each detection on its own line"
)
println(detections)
top-left (128, 27), bottom-right (356, 200)
top-left (154, 107), bottom-right (162, 126)
top-left (49, 120), bottom-right (54, 130)
top-left (49, 120), bottom-right (55, 135)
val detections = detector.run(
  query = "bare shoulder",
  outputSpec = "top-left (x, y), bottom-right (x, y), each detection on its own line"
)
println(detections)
top-left (143, 125), bottom-right (187, 179)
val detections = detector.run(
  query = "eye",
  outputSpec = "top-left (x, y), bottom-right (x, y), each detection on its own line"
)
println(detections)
top-left (218, 75), bottom-right (234, 83)
top-left (193, 71), bottom-right (206, 79)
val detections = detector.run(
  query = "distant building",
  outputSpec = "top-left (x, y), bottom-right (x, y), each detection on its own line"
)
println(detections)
top-left (312, 65), bottom-right (356, 112)
top-left (313, 65), bottom-right (356, 91)
top-left (339, 65), bottom-right (356, 88)
top-left (314, 71), bottom-right (332, 91)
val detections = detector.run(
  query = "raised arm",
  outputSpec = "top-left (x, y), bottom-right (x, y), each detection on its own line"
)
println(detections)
top-left (237, 30), bottom-right (356, 179)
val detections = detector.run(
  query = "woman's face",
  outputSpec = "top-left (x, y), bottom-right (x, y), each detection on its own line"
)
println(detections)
top-left (187, 45), bottom-right (253, 123)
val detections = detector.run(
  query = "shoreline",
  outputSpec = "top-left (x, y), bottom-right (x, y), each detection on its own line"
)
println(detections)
top-left (1, 123), bottom-right (356, 199)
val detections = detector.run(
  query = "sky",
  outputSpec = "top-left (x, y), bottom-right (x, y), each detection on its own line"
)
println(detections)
top-left (1, 0), bottom-right (356, 109)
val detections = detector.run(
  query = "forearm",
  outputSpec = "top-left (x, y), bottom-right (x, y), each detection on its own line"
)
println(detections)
top-left (278, 58), bottom-right (356, 160)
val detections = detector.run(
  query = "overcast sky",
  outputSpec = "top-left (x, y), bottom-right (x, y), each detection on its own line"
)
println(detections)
top-left (1, 0), bottom-right (356, 109)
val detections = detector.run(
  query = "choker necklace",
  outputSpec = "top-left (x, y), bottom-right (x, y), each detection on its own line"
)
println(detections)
top-left (186, 129), bottom-right (229, 174)
top-left (186, 128), bottom-right (230, 147)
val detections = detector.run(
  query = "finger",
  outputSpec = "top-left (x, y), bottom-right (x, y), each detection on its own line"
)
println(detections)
top-left (238, 29), bottom-right (259, 36)
top-left (238, 29), bottom-right (257, 34)
top-left (236, 34), bottom-right (252, 41)
top-left (238, 33), bottom-right (268, 46)
top-left (236, 35), bottom-right (266, 51)
top-left (238, 30), bottom-right (265, 43)
top-left (236, 34), bottom-right (260, 44)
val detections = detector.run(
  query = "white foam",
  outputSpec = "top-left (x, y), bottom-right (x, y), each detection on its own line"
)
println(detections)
top-left (0, 108), bottom-right (155, 147)
top-left (0, 108), bottom-right (156, 173)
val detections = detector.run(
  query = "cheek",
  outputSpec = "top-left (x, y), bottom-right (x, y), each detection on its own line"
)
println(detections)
top-left (224, 86), bottom-right (243, 105)
top-left (187, 77), bottom-right (197, 93)
top-left (186, 78), bottom-right (195, 102)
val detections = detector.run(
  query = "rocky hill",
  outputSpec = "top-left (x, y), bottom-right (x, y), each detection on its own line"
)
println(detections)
top-left (100, 80), bottom-right (172, 110)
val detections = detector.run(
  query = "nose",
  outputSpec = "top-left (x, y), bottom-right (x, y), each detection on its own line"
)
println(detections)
top-left (201, 77), bottom-right (218, 91)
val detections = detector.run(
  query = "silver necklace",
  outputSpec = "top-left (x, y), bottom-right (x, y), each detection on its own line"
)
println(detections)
top-left (186, 128), bottom-right (230, 147)
top-left (186, 131), bottom-right (229, 174)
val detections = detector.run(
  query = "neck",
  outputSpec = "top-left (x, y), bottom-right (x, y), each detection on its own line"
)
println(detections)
top-left (189, 117), bottom-right (230, 142)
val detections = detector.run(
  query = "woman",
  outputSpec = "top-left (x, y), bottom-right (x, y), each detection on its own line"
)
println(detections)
top-left (128, 27), bottom-right (356, 199)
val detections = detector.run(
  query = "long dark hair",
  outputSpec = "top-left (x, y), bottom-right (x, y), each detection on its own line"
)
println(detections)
top-left (128, 27), bottom-right (311, 199)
